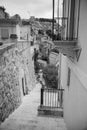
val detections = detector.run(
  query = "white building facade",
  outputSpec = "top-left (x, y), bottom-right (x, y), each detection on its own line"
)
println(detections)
top-left (56, 0), bottom-right (87, 130)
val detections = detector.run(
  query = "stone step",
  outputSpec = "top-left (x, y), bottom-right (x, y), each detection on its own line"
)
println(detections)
top-left (38, 106), bottom-right (63, 117)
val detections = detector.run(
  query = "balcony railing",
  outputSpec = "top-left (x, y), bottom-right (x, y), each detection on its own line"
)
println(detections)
top-left (38, 87), bottom-right (64, 117)
top-left (40, 87), bottom-right (64, 109)
top-left (53, 17), bottom-right (81, 61)
top-left (55, 17), bottom-right (69, 40)
top-left (54, 17), bottom-right (78, 40)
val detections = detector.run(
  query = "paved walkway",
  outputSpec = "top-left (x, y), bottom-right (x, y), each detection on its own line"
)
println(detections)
top-left (0, 83), bottom-right (67, 130)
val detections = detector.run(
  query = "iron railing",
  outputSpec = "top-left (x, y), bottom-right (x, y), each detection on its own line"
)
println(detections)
top-left (55, 17), bottom-right (70, 41)
top-left (55, 17), bottom-right (78, 41)
top-left (40, 87), bottom-right (64, 108)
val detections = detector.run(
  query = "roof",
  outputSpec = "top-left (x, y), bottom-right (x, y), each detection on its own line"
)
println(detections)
top-left (22, 20), bottom-right (30, 25)
top-left (0, 19), bottom-right (19, 25)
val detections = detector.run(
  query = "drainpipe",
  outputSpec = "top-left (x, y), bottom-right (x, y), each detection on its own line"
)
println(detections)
top-left (58, 52), bottom-right (61, 89)
top-left (52, 0), bottom-right (55, 41)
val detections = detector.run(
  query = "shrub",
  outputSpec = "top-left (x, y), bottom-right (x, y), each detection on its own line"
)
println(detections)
top-left (43, 65), bottom-right (58, 89)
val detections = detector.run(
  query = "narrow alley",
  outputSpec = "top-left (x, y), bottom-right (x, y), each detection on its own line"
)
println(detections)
top-left (0, 83), bottom-right (67, 130)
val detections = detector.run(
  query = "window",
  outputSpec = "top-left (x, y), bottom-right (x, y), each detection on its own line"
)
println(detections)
top-left (1, 29), bottom-right (9, 39)
top-left (73, 0), bottom-right (80, 39)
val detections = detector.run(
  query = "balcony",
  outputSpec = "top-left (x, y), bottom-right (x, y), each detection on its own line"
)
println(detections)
top-left (38, 87), bottom-right (64, 117)
top-left (53, 17), bottom-right (81, 61)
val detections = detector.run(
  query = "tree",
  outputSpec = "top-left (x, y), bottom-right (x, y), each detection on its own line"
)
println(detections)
top-left (11, 14), bottom-right (21, 22)
top-left (5, 12), bottom-right (10, 19)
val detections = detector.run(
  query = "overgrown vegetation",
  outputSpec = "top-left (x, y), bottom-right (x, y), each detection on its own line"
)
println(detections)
top-left (43, 65), bottom-right (58, 89)
top-left (38, 30), bottom-right (44, 35)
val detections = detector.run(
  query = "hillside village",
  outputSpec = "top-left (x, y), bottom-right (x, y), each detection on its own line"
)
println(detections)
top-left (0, 0), bottom-right (87, 130)
top-left (0, 6), bottom-right (62, 42)
top-left (0, 5), bottom-right (60, 124)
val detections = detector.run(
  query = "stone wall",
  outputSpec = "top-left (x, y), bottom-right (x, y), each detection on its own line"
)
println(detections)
top-left (17, 41), bottom-right (35, 91)
top-left (0, 41), bottom-right (35, 123)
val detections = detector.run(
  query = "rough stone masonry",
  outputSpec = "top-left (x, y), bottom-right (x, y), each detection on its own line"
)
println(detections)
top-left (0, 41), bottom-right (35, 124)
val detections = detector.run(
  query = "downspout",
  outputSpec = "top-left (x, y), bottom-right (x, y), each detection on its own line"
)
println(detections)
top-left (58, 52), bottom-right (62, 89)
top-left (52, 0), bottom-right (55, 41)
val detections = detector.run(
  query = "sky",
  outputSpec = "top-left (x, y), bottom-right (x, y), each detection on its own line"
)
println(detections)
top-left (0, 0), bottom-right (58, 19)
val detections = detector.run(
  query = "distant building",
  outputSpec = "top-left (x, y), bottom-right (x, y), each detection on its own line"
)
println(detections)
top-left (0, 6), bottom-right (21, 41)
top-left (0, 19), bottom-right (21, 41)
